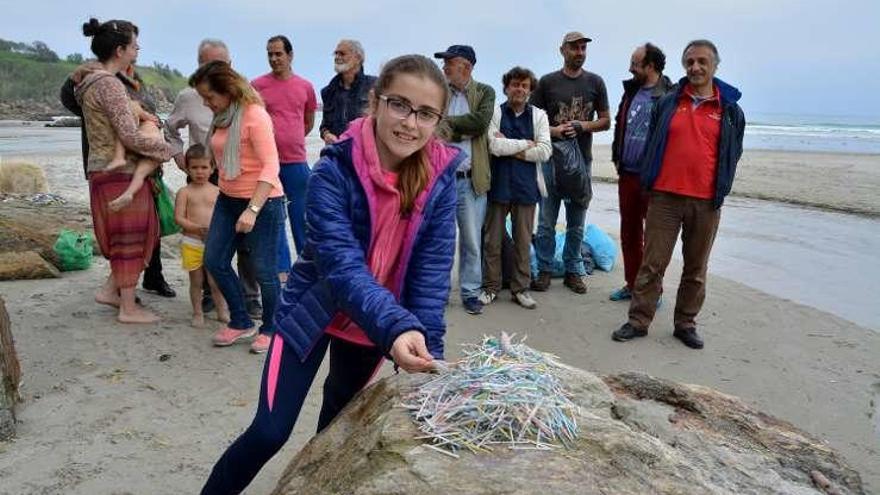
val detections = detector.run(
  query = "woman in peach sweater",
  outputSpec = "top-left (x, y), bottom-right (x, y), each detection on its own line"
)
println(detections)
top-left (189, 61), bottom-right (285, 354)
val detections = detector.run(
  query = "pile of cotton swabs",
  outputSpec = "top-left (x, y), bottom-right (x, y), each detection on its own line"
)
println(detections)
top-left (402, 333), bottom-right (580, 458)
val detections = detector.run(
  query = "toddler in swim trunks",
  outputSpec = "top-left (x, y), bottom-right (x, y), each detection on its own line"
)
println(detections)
top-left (174, 144), bottom-right (229, 327)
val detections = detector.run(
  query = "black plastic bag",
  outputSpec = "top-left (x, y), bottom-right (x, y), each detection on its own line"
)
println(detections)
top-left (550, 138), bottom-right (591, 207)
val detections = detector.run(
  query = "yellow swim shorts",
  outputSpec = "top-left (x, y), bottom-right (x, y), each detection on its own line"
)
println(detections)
top-left (181, 236), bottom-right (205, 272)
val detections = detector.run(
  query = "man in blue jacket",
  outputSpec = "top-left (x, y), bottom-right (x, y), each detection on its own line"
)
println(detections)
top-left (612, 40), bottom-right (745, 350)
top-left (609, 43), bottom-right (673, 303)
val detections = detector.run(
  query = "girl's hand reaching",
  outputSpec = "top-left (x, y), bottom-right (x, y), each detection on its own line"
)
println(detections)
top-left (390, 330), bottom-right (434, 373)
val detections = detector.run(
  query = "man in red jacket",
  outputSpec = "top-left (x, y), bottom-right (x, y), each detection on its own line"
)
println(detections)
top-left (612, 40), bottom-right (745, 350)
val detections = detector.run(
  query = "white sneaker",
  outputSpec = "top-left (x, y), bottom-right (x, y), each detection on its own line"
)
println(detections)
top-left (512, 291), bottom-right (537, 309)
top-left (478, 290), bottom-right (497, 306)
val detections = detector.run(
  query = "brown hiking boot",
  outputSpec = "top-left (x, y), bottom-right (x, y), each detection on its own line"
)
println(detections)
top-left (530, 271), bottom-right (552, 292)
top-left (563, 272), bottom-right (588, 294)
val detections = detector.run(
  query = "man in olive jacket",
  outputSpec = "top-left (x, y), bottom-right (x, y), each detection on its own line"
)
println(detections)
top-left (434, 45), bottom-right (496, 315)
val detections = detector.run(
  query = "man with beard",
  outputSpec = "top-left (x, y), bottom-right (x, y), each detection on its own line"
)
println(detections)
top-left (319, 39), bottom-right (376, 144)
top-left (530, 31), bottom-right (610, 295)
top-left (609, 43), bottom-right (673, 302)
top-left (611, 40), bottom-right (745, 350)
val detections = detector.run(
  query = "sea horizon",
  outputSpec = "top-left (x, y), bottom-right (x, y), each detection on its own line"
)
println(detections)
top-left (2, 111), bottom-right (880, 156)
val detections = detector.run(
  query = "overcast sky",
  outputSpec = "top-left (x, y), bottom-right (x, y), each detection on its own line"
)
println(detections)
top-left (2, 0), bottom-right (879, 119)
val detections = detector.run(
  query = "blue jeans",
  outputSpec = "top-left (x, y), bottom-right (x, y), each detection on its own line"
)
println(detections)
top-left (279, 162), bottom-right (310, 256)
top-left (455, 177), bottom-right (487, 300)
top-left (205, 194), bottom-right (284, 335)
top-left (535, 177), bottom-right (588, 276)
top-left (276, 207), bottom-right (292, 274)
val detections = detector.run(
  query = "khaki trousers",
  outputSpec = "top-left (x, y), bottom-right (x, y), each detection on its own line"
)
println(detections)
top-left (482, 201), bottom-right (536, 294)
top-left (628, 191), bottom-right (721, 331)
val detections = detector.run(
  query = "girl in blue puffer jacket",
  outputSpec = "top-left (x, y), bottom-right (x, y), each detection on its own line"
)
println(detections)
top-left (201, 54), bottom-right (463, 494)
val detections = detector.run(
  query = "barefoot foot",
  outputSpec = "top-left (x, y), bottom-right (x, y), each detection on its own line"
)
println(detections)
top-left (191, 313), bottom-right (206, 328)
top-left (108, 191), bottom-right (134, 212)
top-left (95, 288), bottom-right (121, 307)
top-left (118, 306), bottom-right (160, 324)
top-left (105, 158), bottom-right (128, 172)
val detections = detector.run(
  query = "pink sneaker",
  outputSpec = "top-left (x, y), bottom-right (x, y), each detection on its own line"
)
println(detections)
top-left (212, 326), bottom-right (257, 347)
top-left (250, 333), bottom-right (271, 354)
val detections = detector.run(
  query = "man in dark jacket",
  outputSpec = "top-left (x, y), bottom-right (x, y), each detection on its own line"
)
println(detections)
top-left (609, 43), bottom-right (673, 302)
top-left (319, 39), bottom-right (376, 144)
top-left (612, 39), bottom-right (745, 350)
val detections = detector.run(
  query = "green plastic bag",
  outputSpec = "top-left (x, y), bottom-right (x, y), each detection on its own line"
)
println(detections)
top-left (153, 176), bottom-right (180, 237)
top-left (52, 229), bottom-right (94, 271)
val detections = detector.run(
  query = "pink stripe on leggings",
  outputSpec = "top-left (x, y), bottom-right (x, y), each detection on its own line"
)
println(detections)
top-left (267, 334), bottom-right (284, 412)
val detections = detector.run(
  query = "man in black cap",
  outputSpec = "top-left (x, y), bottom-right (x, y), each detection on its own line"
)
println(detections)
top-left (530, 31), bottom-right (610, 295)
top-left (433, 45), bottom-right (495, 315)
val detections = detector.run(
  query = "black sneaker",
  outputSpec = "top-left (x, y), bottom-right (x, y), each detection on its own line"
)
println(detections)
top-left (462, 297), bottom-right (483, 315)
top-left (673, 327), bottom-right (704, 349)
top-left (246, 300), bottom-right (263, 320)
top-left (143, 279), bottom-right (176, 298)
top-left (530, 271), bottom-right (552, 292)
top-left (612, 323), bottom-right (648, 342)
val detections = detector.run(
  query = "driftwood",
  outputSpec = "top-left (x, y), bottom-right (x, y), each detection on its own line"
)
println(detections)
top-left (0, 296), bottom-right (22, 440)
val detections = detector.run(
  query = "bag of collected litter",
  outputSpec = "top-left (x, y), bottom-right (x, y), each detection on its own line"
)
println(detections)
top-left (152, 176), bottom-right (180, 237)
top-left (52, 229), bottom-right (94, 271)
top-left (582, 224), bottom-right (616, 272)
top-left (529, 230), bottom-right (596, 277)
top-left (550, 138), bottom-right (591, 207)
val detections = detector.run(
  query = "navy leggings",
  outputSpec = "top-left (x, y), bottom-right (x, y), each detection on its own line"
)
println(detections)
top-left (201, 334), bottom-right (384, 495)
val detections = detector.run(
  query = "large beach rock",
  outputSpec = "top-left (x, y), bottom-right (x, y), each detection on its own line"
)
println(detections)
top-left (272, 367), bottom-right (864, 494)
top-left (0, 251), bottom-right (61, 280)
top-left (0, 296), bottom-right (22, 440)
top-left (0, 198), bottom-right (93, 280)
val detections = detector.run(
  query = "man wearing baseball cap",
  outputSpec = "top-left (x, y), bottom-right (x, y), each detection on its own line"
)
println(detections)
top-left (530, 31), bottom-right (610, 295)
top-left (433, 45), bottom-right (496, 315)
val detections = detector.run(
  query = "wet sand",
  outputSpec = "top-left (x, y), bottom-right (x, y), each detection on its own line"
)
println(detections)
top-left (1, 256), bottom-right (878, 494)
top-left (592, 145), bottom-right (880, 217)
top-left (1, 134), bottom-right (879, 492)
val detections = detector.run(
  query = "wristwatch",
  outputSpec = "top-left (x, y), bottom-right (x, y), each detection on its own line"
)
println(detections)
top-left (247, 204), bottom-right (261, 214)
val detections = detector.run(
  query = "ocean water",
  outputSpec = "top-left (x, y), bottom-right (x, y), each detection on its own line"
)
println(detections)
top-left (590, 112), bottom-right (880, 154)
top-left (743, 113), bottom-right (880, 154)
top-left (4, 112), bottom-right (880, 157)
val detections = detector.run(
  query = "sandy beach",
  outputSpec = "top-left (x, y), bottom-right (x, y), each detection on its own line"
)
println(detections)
top-left (1, 135), bottom-right (879, 493)
top-left (592, 145), bottom-right (880, 217)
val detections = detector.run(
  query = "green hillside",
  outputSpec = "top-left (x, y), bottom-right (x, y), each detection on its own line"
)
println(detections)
top-left (0, 39), bottom-right (187, 119)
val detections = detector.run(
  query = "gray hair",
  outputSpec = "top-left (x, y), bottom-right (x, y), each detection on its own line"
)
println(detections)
top-left (198, 38), bottom-right (229, 62)
top-left (681, 39), bottom-right (720, 66)
top-left (338, 39), bottom-right (365, 61)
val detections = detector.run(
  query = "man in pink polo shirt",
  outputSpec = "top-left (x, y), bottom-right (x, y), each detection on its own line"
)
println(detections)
top-left (611, 39), bottom-right (745, 350)
top-left (252, 35), bottom-right (318, 265)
